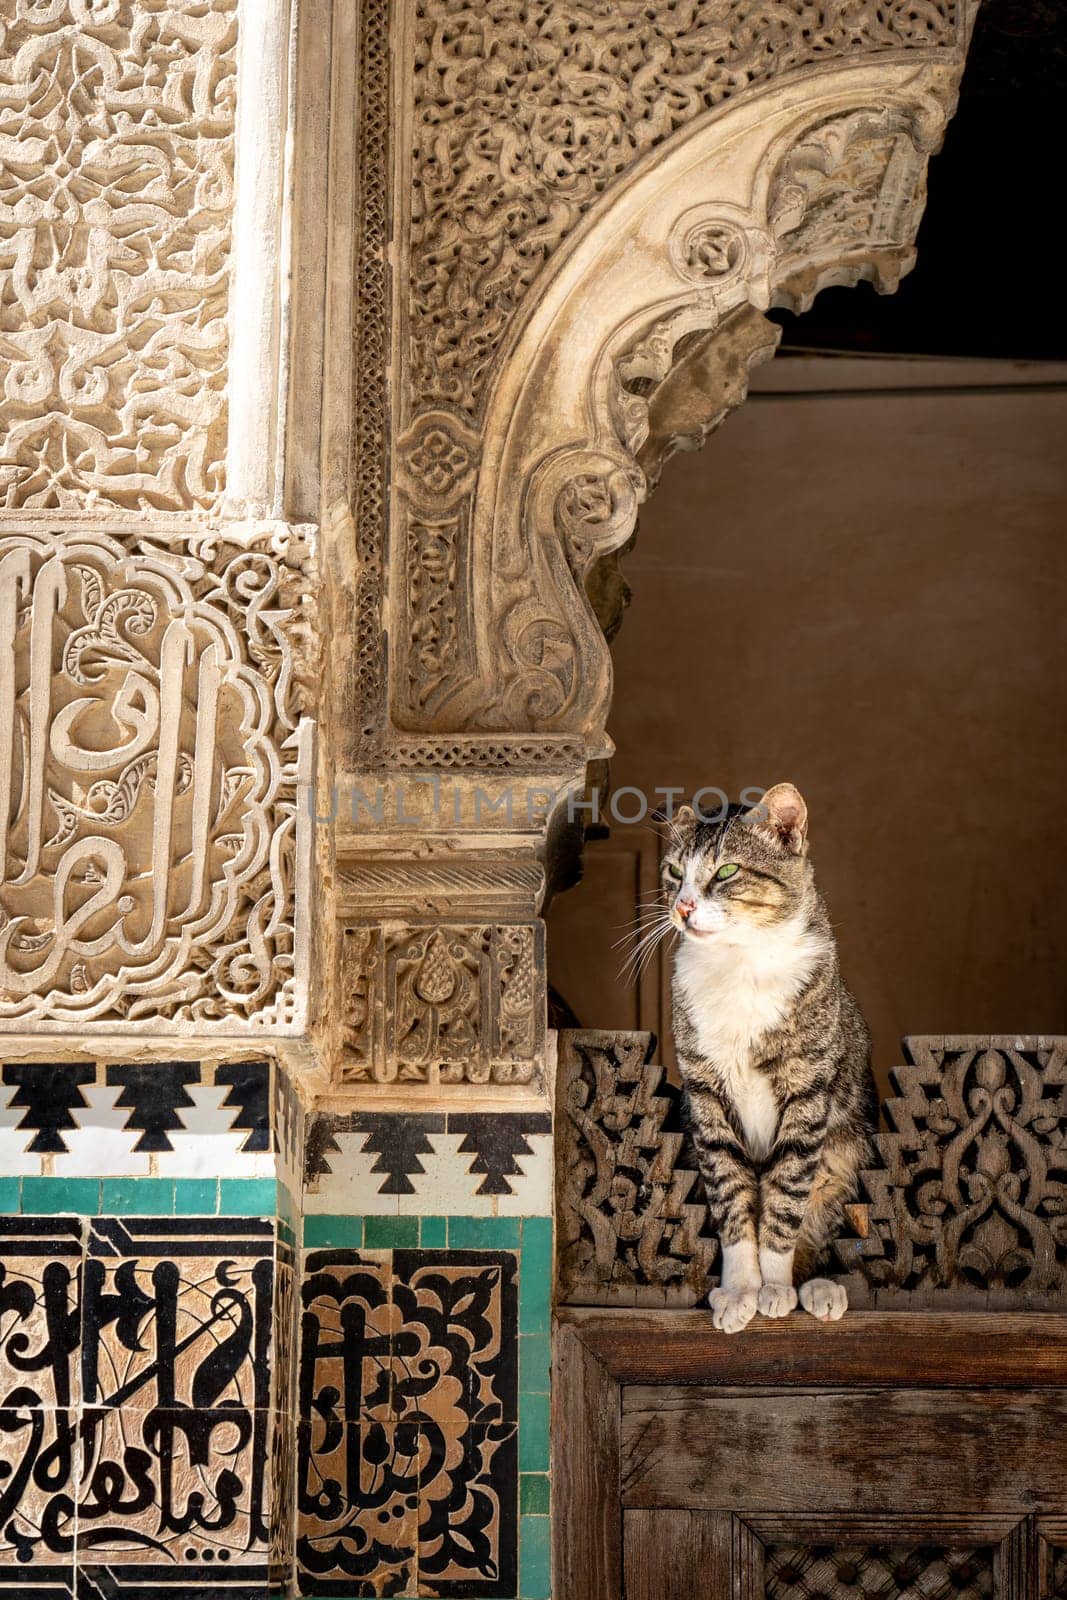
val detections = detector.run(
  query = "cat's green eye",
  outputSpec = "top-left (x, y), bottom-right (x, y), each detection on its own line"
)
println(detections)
top-left (666, 862), bottom-right (683, 881)
top-left (715, 862), bottom-right (740, 881)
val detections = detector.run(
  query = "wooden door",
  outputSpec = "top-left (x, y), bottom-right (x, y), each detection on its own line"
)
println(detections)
top-left (554, 1311), bottom-right (1067, 1600)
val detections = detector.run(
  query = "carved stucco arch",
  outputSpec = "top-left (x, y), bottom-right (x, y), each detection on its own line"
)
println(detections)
top-left (390, 47), bottom-right (969, 760)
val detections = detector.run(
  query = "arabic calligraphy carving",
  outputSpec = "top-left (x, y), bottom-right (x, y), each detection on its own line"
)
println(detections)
top-left (0, 0), bottom-right (237, 511)
top-left (0, 528), bottom-right (311, 1031)
top-left (297, 1246), bottom-right (518, 1595)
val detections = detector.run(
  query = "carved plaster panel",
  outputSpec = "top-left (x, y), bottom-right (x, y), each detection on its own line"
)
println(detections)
top-left (397, 67), bottom-right (965, 743)
top-left (405, 0), bottom-right (961, 424)
top-left (339, 919), bottom-right (544, 1086)
top-left (0, 0), bottom-right (238, 513)
top-left (334, 0), bottom-right (976, 759)
top-left (0, 522), bottom-right (314, 1032)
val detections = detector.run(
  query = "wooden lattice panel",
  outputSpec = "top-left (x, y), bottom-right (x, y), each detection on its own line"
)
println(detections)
top-left (556, 1031), bottom-right (1067, 1310)
top-left (764, 1545), bottom-right (995, 1600)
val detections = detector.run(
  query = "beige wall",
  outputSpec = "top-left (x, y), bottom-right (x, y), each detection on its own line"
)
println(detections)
top-left (548, 357), bottom-right (1067, 1085)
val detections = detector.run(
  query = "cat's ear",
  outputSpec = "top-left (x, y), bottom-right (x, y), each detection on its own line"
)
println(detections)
top-left (652, 802), bottom-right (696, 835)
top-left (752, 783), bottom-right (808, 854)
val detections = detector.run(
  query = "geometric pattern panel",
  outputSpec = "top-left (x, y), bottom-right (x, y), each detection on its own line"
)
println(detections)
top-left (0, 1060), bottom-right (273, 1178)
top-left (0, 0), bottom-right (236, 514)
top-left (305, 1108), bottom-right (551, 1217)
top-left (764, 1544), bottom-right (996, 1600)
top-left (0, 526), bottom-right (312, 1033)
top-left (297, 1247), bottom-right (518, 1596)
top-left (0, 1215), bottom-right (287, 1594)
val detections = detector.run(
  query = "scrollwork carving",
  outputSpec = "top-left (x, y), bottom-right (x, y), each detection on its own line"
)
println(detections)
top-left (0, 525), bottom-right (313, 1031)
top-left (0, 0), bottom-right (237, 511)
top-left (339, 920), bottom-right (545, 1086)
top-left (408, 0), bottom-right (959, 423)
top-left (836, 1037), bottom-right (1067, 1307)
top-left (391, 14), bottom-right (971, 739)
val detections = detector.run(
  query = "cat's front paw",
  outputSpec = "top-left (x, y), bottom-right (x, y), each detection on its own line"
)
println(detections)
top-left (757, 1281), bottom-right (798, 1318)
top-left (799, 1278), bottom-right (847, 1321)
top-left (708, 1286), bottom-right (759, 1333)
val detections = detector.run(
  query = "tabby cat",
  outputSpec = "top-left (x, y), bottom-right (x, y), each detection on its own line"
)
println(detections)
top-left (663, 783), bottom-right (876, 1333)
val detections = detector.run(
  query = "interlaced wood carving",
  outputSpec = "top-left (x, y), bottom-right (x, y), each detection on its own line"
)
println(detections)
top-left (834, 1037), bottom-right (1067, 1309)
top-left (555, 1030), bottom-right (1067, 1309)
top-left (555, 1030), bottom-right (719, 1304)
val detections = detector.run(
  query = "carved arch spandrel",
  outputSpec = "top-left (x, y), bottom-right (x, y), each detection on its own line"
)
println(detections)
top-left (391, 48), bottom-right (972, 751)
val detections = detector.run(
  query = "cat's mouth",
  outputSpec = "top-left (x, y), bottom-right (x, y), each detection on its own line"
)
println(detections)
top-left (680, 923), bottom-right (718, 940)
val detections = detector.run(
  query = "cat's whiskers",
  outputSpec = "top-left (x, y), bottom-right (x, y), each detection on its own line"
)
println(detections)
top-left (619, 916), bottom-right (676, 981)
top-left (612, 911), bottom-right (673, 951)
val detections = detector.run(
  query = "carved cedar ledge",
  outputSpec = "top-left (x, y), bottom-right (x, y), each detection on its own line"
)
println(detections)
top-left (556, 1032), bottom-right (1067, 1309)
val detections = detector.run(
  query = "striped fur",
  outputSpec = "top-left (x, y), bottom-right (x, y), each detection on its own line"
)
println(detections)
top-left (664, 784), bottom-right (877, 1332)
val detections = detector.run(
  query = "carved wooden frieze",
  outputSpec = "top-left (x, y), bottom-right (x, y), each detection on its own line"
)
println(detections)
top-left (339, 919), bottom-right (544, 1085)
top-left (556, 1030), bottom-right (1067, 1310)
top-left (0, 0), bottom-right (237, 512)
top-left (0, 524), bottom-right (315, 1032)
top-left (835, 1037), bottom-right (1067, 1309)
top-left (556, 1030), bottom-right (719, 1305)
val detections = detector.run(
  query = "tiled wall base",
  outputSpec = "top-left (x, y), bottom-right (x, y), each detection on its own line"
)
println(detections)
top-left (296, 1218), bottom-right (551, 1600)
top-left (0, 1082), bottom-right (550, 1598)
top-left (0, 1211), bottom-right (292, 1597)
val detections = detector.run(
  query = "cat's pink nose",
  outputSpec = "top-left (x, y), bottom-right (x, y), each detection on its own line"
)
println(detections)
top-left (676, 896), bottom-right (696, 921)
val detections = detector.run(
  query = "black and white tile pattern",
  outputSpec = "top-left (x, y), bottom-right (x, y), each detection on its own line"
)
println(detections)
top-left (0, 1060), bottom-right (274, 1179)
top-left (304, 1110), bottom-right (552, 1217)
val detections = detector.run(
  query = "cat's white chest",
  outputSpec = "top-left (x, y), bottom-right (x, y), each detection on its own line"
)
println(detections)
top-left (679, 964), bottom-right (782, 1158)
top-left (675, 919), bottom-right (821, 1160)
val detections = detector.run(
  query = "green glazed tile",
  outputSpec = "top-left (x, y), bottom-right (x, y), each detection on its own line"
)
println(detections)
top-left (0, 1177), bottom-right (20, 1214)
top-left (521, 1512), bottom-right (552, 1598)
top-left (419, 1215), bottom-right (447, 1248)
top-left (365, 1214), bottom-right (418, 1249)
top-left (21, 1177), bottom-right (99, 1215)
top-left (218, 1177), bottom-right (277, 1216)
top-left (174, 1178), bottom-right (219, 1216)
top-left (519, 1217), bottom-right (552, 1335)
top-left (520, 1332), bottom-right (551, 1394)
top-left (304, 1214), bottom-right (363, 1249)
top-left (519, 1390), bottom-right (550, 1472)
top-left (102, 1178), bottom-right (174, 1215)
top-left (448, 1215), bottom-right (520, 1251)
top-left (520, 1472), bottom-right (550, 1515)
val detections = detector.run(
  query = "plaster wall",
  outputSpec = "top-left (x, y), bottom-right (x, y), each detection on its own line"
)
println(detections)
top-left (548, 356), bottom-right (1067, 1082)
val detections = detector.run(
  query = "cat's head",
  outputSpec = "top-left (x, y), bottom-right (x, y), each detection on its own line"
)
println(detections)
top-left (660, 782), bottom-right (813, 942)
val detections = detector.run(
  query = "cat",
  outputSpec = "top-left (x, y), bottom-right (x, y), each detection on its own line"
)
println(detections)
top-left (662, 783), bottom-right (877, 1333)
